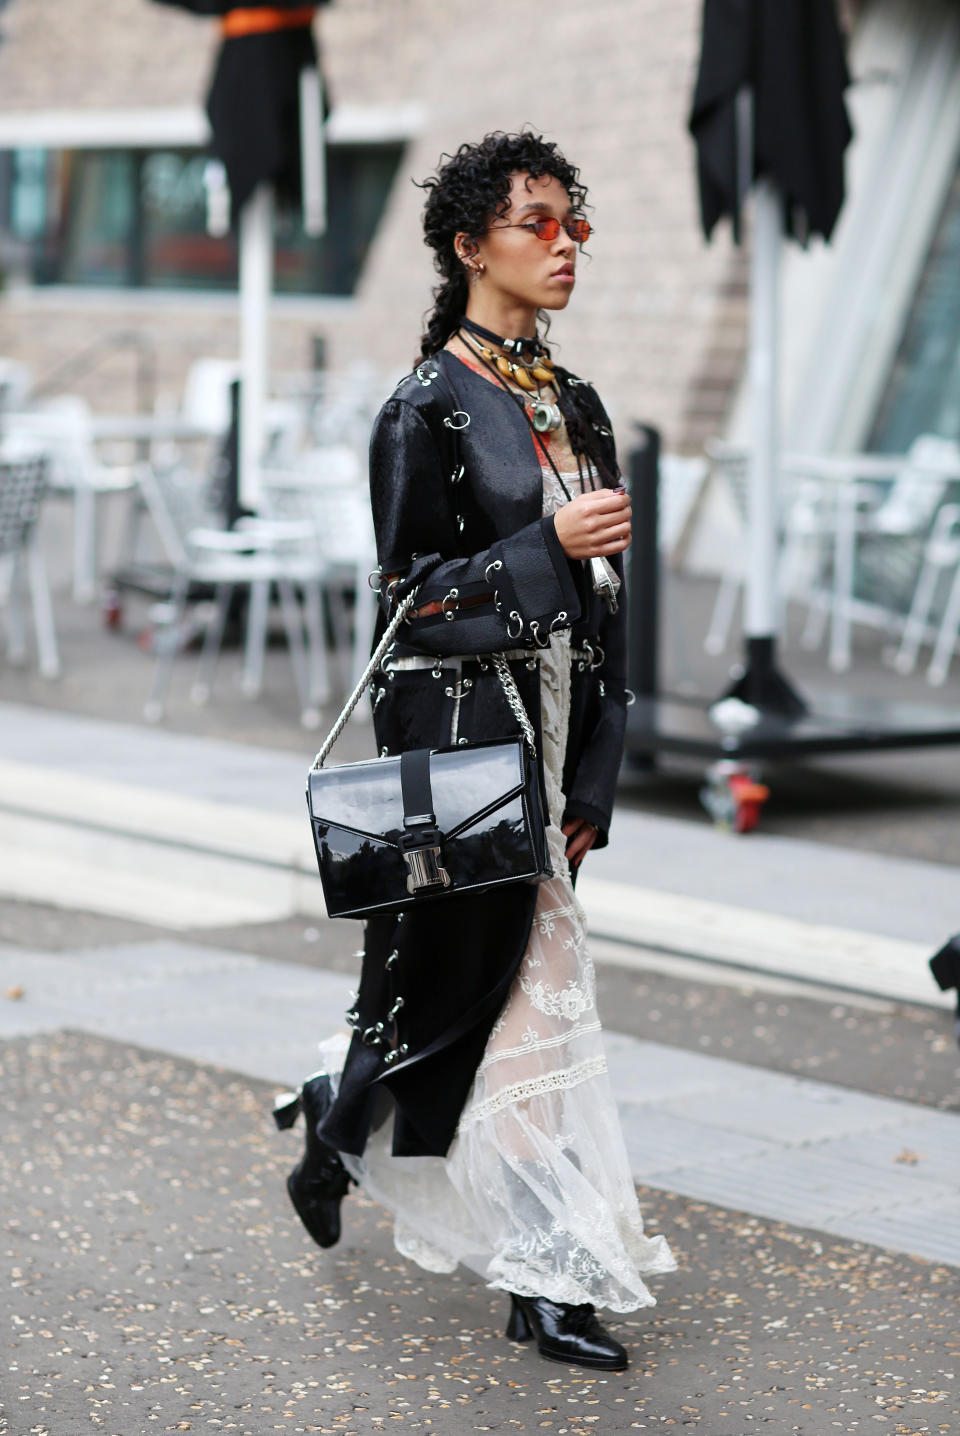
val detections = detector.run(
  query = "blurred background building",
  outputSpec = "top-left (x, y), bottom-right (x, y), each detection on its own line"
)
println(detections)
top-left (0, 0), bottom-right (958, 561)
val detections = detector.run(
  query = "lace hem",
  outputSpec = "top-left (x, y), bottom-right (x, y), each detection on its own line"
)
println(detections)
top-left (394, 1221), bottom-right (458, 1274)
top-left (457, 1054), bottom-right (608, 1132)
top-left (486, 1226), bottom-right (678, 1313)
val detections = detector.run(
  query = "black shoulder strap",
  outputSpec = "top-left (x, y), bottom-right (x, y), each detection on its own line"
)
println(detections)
top-left (427, 353), bottom-right (470, 553)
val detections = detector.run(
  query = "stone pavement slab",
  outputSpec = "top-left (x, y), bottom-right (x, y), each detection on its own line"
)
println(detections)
top-left (589, 805), bottom-right (960, 944)
top-left (3, 1028), bottom-right (958, 1436)
top-left (3, 936), bottom-right (959, 1271)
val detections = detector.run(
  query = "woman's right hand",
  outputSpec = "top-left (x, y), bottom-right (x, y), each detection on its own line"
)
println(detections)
top-left (553, 488), bottom-right (632, 559)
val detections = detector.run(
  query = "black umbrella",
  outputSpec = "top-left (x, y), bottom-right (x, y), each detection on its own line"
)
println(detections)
top-left (689, 0), bottom-right (853, 714)
top-left (151, 0), bottom-right (332, 508)
top-left (155, 0), bottom-right (332, 226)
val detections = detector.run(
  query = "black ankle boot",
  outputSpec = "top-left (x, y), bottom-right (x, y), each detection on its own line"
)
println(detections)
top-left (506, 1293), bottom-right (628, 1371)
top-left (273, 1073), bottom-right (353, 1249)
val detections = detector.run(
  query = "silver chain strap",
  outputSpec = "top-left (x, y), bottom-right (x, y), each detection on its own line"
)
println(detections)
top-left (490, 653), bottom-right (537, 756)
top-left (311, 592), bottom-right (537, 769)
top-left (311, 592), bottom-right (417, 769)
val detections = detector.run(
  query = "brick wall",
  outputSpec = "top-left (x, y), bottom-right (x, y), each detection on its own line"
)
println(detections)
top-left (0, 0), bottom-right (751, 455)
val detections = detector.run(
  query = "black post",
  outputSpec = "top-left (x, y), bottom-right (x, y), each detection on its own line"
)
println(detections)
top-left (628, 424), bottom-right (660, 700)
top-left (219, 378), bottom-right (243, 530)
top-left (627, 424), bottom-right (660, 770)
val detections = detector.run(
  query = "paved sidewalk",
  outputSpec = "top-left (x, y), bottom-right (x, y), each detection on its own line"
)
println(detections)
top-left (0, 700), bottom-right (953, 1009)
top-left (3, 935), bottom-right (959, 1270)
top-left (4, 570), bottom-right (960, 1433)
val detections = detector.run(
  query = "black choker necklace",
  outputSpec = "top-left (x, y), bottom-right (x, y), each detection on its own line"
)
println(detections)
top-left (460, 316), bottom-right (542, 360)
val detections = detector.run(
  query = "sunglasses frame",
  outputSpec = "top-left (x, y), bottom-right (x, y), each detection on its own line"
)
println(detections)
top-left (489, 216), bottom-right (592, 245)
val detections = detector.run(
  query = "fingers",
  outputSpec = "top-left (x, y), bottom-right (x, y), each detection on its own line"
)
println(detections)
top-left (567, 831), bottom-right (596, 867)
top-left (563, 818), bottom-right (598, 868)
top-left (553, 489), bottom-right (632, 559)
top-left (573, 490), bottom-right (631, 515)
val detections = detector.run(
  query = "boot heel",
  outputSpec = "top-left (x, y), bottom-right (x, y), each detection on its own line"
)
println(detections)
top-left (272, 1090), bottom-right (302, 1131)
top-left (505, 1294), bottom-right (533, 1343)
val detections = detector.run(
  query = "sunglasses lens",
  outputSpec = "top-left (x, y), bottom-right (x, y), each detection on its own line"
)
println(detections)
top-left (534, 218), bottom-right (561, 240)
top-left (567, 220), bottom-right (591, 244)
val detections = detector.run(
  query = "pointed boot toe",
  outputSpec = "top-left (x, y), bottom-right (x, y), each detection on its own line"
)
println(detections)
top-left (508, 1294), bottom-right (628, 1372)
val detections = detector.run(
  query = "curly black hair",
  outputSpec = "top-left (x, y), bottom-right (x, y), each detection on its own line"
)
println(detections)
top-left (415, 130), bottom-right (588, 364)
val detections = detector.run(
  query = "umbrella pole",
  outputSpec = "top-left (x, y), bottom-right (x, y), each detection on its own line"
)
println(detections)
top-left (299, 65), bottom-right (327, 239)
top-left (726, 176), bottom-right (806, 717)
top-left (238, 182), bottom-right (274, 513)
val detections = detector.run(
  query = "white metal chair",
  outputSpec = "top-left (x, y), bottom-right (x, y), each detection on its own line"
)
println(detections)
top-left (892, 500), bottom-right (960, 684)
top-left (0, 359), bottom-right (32, 414)
top-left (702, 441), bottom-right (831, 657)
top-left (703, 436), bottom-right (960, 672)
top-left (788, 435), bottom-right (960, 671)
top-left (0, 450), bottom-right (60, 678)
top-left (262, 446), bottom-right (379, 707)
top-left (2, 397), bottom-right (136, 603)
top-left (181, 358), bottom-right (242, 434)
top-left (135, 461), bottom-right (328, 726)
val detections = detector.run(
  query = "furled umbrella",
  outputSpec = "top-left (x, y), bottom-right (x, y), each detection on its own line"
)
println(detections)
top-left (689, 0), bottom-right (853, 713)
top-left (152, 0), bottom-right (332, 508)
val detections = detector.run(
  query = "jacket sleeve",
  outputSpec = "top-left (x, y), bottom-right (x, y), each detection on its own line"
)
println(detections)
top-left (560, 383), bottom-right (628, 848)
top-left (370, 395), bottom-right (582, 656)
top-left (560, 555), bottom-right (628, 849)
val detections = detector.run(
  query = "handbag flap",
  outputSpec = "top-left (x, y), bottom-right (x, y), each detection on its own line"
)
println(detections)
top-left (308, 738), bottom-right (527, 845)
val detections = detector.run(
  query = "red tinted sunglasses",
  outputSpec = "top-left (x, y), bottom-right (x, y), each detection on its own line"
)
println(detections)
top-left (492, 216), bottom-right (592, 245)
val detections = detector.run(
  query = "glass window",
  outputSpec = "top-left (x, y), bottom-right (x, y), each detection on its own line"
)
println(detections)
top-left (0, 142), bottom-right (404, 296)
top-left (870, 156), bottom-right (960, 452)
top-left (854, 157), bottom-right (960, 616)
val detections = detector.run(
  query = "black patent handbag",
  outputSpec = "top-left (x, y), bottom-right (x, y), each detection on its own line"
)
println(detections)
top-left (306, 591), bottom-right (551, 920)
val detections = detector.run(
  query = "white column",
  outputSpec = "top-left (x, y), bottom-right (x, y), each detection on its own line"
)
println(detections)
top-left (238, 183), bottom-right (274, 511)
top-left (745, 176), bottom-right (783, 638)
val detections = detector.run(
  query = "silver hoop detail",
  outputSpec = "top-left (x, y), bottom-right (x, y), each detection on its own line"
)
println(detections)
top-left (443, 410), bottom-right (471, 431)
top-left (506, 610), bottom-right (523, 640)
top-left (441, 587), bottom-right (459, 620)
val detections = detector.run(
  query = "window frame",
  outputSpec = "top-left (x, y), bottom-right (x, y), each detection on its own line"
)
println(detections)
top-left (0, 102), bottom-right (423, 304)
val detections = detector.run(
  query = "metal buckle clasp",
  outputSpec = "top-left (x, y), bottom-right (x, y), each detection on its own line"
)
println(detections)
top-left (403, 843), bottom-right (452, 894)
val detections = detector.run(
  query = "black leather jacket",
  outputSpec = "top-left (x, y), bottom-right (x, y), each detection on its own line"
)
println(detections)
top-left (368, 348), bottom-right (629, 846)
top-left (317, 348), bottom-right (629, 1160)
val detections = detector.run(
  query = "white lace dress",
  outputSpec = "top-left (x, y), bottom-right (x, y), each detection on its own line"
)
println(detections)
top-left (318, 467), bottom-right (676, 1312)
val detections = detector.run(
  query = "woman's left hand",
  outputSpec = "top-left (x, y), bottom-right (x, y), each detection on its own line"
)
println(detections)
top-left (562, 817), bottom-right (598, 869)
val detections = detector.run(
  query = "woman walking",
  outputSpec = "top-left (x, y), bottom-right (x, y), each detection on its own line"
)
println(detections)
top-left (276, 130), bottom-right (676, 1371)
